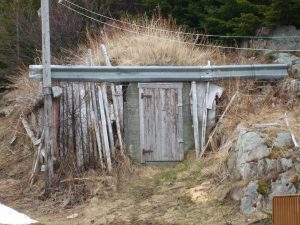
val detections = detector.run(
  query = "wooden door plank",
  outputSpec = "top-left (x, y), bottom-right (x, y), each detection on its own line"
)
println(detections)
top-left (139, 83), bottom-right (183, 162)
top-left (139, 88), bottom-right (145, 163)
top-left (191, 81), bottom-right (200, 157)
top-left (177, 86), bottom-right (184, 160)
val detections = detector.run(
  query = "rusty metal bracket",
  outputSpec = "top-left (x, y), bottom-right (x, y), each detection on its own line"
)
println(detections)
top-left (142, 149), bottom-right (153, 154)
top-left (141, 93), bottom-right (152, 99)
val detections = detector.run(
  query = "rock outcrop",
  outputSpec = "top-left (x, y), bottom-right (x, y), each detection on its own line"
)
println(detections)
top-left (227, 126), bottom-right (300, 214)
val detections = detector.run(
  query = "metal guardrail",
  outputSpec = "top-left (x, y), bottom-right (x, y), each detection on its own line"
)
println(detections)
top-left (29, 64), bottom-right (288, 82)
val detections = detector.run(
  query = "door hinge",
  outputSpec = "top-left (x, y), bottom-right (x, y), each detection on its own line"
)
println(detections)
top-left (141, 93), bottom-right (152, 99)
top-left (142, 149), bottom-right (153, 154)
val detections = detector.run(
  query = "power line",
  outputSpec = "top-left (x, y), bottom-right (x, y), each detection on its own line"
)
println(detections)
top-left (59, 2), bottom-right (300, 52)
top-left (61, 0), bottom-right (300, 40)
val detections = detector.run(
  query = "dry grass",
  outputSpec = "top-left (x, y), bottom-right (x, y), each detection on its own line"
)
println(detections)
top-left (8, 67), bottom-right (42, 114)
top-left (70, 17), bottom-right (265, 67)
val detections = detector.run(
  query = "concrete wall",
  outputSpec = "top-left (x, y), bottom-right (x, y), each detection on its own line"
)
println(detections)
top-left (124, 82), bottom-right (194, 163)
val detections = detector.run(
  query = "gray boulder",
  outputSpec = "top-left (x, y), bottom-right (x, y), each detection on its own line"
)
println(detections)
top-left (268, 170), bottom-right (298, 207)
top-left (274, 53), bottom-right (300, 78)
top-left (273, 132), bottom-right (293, 149)
top-left (229, 129), bottom-right (272, 180)
top-left (240, 181), bottom-right (266, 214)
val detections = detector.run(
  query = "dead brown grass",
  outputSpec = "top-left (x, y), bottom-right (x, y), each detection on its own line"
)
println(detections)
top-left (8, 67), bottom-right (42, 114)
top-left (70, 17), bottom-right (266, 68)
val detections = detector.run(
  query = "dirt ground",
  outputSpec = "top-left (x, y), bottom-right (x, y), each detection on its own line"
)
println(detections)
top-left (0, 131), bottom-right (269, 225)
top-left (0, 102), bottom-right (274, 225)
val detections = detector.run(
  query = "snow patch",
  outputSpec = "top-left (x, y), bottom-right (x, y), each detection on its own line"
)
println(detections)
top-left (0, 203), bottom-right (37, 225)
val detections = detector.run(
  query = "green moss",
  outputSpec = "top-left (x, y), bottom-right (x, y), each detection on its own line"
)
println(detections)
top-left (264, 53), bottom-right (276, 62)
top-left (153, 160), bottom-right (205, 186)
top-left (257, 180), bottom-right (271, 196)
top-left (154, 170), bottom-right (178, 185)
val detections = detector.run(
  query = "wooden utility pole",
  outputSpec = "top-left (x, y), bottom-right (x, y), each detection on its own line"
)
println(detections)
top-left (41, 0), bottom-right (53, 195)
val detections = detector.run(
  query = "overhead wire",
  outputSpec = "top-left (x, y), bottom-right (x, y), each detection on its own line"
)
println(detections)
top-left (59, 2), bottom-right (300, 52)
top-left (62, 0), bottom-right (300, 40)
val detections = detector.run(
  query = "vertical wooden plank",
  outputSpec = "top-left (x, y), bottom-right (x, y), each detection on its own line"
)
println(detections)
top-left (100, 44), bottom-right (124, 156)
top-left (64, 83), bottom-right (69, 155)
top-left (52, 97), bottom-right (59, 160)
top-left (98, 85), bottom-right (112, 172)
top-left (100, 44), bottom-right (112, 67)
top-left (154, 88), bottom-right (161, 162)
top-left (91, 83), bottom-right (104, 169)
top-left (66, 83), bottom-right (73, 157)
top-left (87, 83), bottom-right (97, 164)
top-left (191, 81), bottom-right (200, 157)
top-left (169, 88), bottom-right (177, 160)
top-left (73, 83), bottom-right (84, 169)
top-left (111, 84), bottom-right (124, 155)
top-left (59, 83), bottom-right (65, 157)
top-left (160, 88), bottom-right (166, 160)
top-left (139, 88), bottom-right (145, 163)
top-left (115, 85), bottom-right (123, 130)
top-left (79, 83), bottom-right (89, 166)
top-left (177, 86), bottom-right (183, 160)
top-left (41, 0), bottom-right (53, 193)
top-left (142, 88), bottom-right (155, 162)
top-left (86, 49), bottom-right (93, 66)
top-left (101, 83), bottom-right (115, 157)
top-left (85, 83), bottom-right (94, 165)
top-left (86, 49), bottom-right (94, 166)
top-left (199, 82), bottom-right (209, 158)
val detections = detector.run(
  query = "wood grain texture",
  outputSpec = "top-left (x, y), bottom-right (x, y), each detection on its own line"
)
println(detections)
top-left (91, 83), bottom-right (104, 169)
top-left (191, 81), bottom-right (200, 157)
top-left (98, 85), bottom-right (112, 172)
top-left (111, 84), bottom-right (124, 155)
top-left (101, 83), bottom-right (115, 158)
top-left (139, 83), bottom-right (183, 162)
top-left (41, 0), bottom-right (53, 192)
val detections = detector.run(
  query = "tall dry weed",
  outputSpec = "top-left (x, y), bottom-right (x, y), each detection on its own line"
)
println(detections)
top-left (8, 68), bottom-right (43, 114)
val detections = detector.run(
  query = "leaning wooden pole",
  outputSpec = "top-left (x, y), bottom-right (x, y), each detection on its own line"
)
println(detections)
top-left (100, 44), bottom-right (125, 156)
top-left (41, 0), bottom-right (53, 194)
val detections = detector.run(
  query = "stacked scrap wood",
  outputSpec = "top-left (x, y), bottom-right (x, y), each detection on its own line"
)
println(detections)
top-left (23, 45), bottom-right (125, 180)
top-left (58, 81), bottom-right (124, 172)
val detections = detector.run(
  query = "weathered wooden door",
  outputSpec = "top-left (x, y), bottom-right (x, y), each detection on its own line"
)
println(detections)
top-left (138, 83), bottom-right (183, 163)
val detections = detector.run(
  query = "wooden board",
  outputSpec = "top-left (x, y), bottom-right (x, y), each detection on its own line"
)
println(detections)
top-left (139, 83), bottom-right (183, 162)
